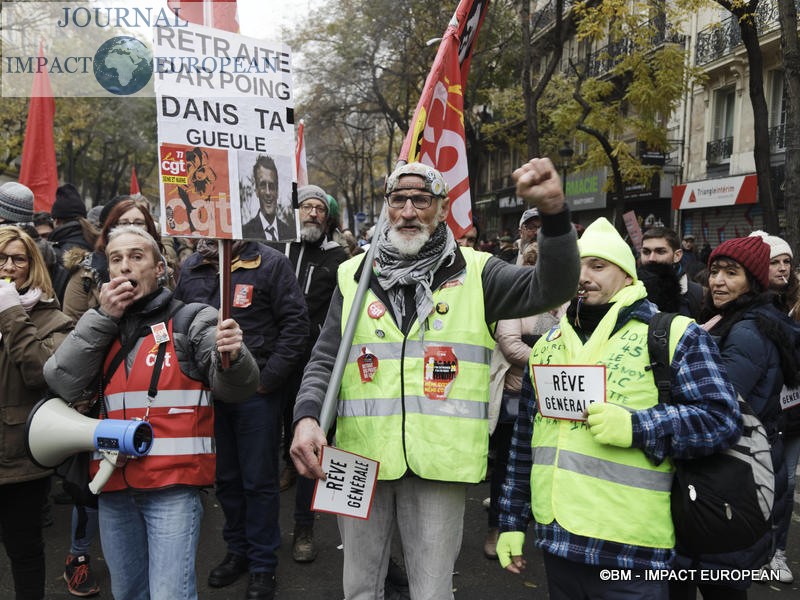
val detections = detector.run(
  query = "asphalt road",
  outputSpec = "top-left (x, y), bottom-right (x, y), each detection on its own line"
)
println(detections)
top-left (1, 463), bottom-right (798, 599)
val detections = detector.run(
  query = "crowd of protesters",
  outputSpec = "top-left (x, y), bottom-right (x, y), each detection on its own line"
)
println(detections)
top-left (1, 164), bottom-right (800, 600)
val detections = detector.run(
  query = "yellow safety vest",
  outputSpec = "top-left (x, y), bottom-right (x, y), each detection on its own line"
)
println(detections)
top-left (337, 248), bottom-right (495, 482)
top-left (529, 303), bottom-right (691, 548)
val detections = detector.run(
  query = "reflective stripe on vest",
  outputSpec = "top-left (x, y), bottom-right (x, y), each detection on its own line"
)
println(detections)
top-left (91, 319), bottom-right (215, 492)
top-left (529, 313), bottom-right (691, 548)
top-left (336, 248), bottom-right (494, 482)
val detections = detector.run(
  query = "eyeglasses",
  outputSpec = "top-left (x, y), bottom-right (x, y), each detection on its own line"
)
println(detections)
top-left (521, 221), bottom-right (540, 230)
top-left (299, 203), bottom-right (328, 215)
top-left (0, 253), bottom-right (28, 268)
top-left (117, 219), bottom-right (147, 227)
top-left (385, 193), bottom-right (435, 209)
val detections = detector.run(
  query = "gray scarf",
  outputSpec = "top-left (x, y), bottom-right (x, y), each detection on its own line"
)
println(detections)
top-left (373, 221), bottom-right (456, 324)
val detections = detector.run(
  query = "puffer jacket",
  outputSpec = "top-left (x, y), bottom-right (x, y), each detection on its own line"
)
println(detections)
top-left (44, 288), bottom-right (260, 408)
top-left (0, 298), bottom-right (74, 484)
top-left (674, 302), bottom-right (798, 580)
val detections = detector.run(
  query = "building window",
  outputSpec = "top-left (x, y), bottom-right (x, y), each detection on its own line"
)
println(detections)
top-left (707, 87), bottom-right (735, 166)
top-left (769, 70), bottom-right (786, 152)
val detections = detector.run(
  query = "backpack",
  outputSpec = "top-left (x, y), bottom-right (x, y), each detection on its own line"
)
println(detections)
top-left (648, 312), bottom-right (775, 556)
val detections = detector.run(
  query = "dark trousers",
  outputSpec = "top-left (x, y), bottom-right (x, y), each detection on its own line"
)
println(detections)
top-left (488, 421), bottom-right (513, 528)
top-left (215, 392), bottom-right (281, 573)
top-left (544, 552), bottom-right (668, 600)
top-left (283, 368), bottom-right (316, 527)
top-left (0, 477), bottom-right (48, 600)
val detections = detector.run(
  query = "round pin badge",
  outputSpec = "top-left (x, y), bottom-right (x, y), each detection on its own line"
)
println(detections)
top-left (367, 301), bottom-right (386, 319)
top-left (435, 302), bottom-right (449, 315)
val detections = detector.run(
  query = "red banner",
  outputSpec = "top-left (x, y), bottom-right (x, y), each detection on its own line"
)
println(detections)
top-left (130, 166), bottom-right (141, 195)
top-left (167, 0), bottom-right (238, 32)
top-left (296, 120), bottom-right (308, 187)
top-left (398, 0), bottom-right (489, 238)
top-left (19, 43), bottom-right (58, 213)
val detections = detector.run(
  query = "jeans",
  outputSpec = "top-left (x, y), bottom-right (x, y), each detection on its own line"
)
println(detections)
top-left (214, 391), bottom-right (281, 572)
top-left (338, 477), bottom-right (466, 600)
top-left (545, 553), bottom-right (668, 600)
top-left (0, 477), bottom-right (48, 600)
top-left (70, 505), bottom-right (99, 556)
top-left (98, 486), bottom-right (203, 600)
top-left (777, 433), bottom-right (800, 550)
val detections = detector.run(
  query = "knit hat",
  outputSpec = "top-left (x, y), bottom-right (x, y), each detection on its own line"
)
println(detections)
top-left (0, 182), bottom-right (34, 223)
top-left (519, 208), bottom-right (540, 227)
top-left (748, 230), bottom-right (793, 260)
top-left (385, 162), bottom-right (448, 198)
top-left (578, 217), bottom-right (637, 280)
top-left (51, 183), bottom-right (86, 219)
top-left (297, 185), bottom-right (329, 209)
top-left (99, 195), bottom-right (128, 227)
top-left (708, 236), bottom-right (770, 290)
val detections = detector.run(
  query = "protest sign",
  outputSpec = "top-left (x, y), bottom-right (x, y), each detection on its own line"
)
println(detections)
top-left (532, 365), bottom-right (606, 421)
top-left (311, 446), bottom-right (379, 520)
top-left (154, 22), bottom-right (296, 240)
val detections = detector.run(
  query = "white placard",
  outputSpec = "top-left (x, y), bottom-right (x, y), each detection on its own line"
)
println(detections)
top-left (311, 446), bottom-right (379, 520)
top-left (532, 364), bottom-right (606, 421)
top-left (780, 385), bottom-right (800, 411)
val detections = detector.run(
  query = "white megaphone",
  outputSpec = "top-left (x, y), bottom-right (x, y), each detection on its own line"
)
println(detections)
top-left (25, 397), bottom-right (154, 494)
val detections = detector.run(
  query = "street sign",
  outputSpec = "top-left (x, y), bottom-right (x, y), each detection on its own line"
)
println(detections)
top-left (355, 212), bottom-right (367, 222)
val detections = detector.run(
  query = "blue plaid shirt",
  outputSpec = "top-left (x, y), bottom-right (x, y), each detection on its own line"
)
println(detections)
top-left (498, 300), bottom-right (741, 570)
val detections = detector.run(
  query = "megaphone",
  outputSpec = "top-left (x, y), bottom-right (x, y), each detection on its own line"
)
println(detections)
top-left (25, 397), bottom-right (154, 494)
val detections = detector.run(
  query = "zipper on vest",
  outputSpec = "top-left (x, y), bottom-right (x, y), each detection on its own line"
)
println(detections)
top-left (400, 333), bottom-right (409, 470)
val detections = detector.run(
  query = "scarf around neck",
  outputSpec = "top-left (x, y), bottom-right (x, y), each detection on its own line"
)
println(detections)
top-left (373, 221), bottom-right (456, 325)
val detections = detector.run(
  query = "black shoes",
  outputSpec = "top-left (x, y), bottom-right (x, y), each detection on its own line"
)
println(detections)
top-left (208, 553), bottom-right (249, 588)
top-left (246, 572), bottom-right (276, 600)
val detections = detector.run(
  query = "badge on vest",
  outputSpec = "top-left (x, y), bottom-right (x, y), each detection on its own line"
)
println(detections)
top-left (367, 301), bottom-right (386, 319)
top-left (423, 346), bottom-right (458, 400)
top-left (233, 284), bottom-right (254, 308)
top-left (532, 365), bottom-right (606, 421)
top-left (357, 347), bottom-right (379, 383)
top-left (150, 322), bottom-right (169, 344)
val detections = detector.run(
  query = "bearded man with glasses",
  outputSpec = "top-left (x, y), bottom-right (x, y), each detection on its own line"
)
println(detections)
top-left (290, 160), bottom-right (580, 599)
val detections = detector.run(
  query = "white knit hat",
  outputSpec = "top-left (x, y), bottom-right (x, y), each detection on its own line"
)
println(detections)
top-left (749, 230), bottom-right (793, 259)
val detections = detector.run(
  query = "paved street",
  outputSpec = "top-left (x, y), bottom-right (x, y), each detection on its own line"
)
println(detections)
top-left (1, 460), bottom-right (799, 599)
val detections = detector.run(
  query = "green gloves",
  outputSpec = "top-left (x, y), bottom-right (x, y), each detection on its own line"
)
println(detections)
top-left (586, 402), bottom-right (633, 447)
top-left (496, 531), bottom-right (525, 568)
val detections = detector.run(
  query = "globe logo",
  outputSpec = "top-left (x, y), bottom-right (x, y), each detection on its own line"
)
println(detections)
top-left (93, 36), bottom-right (152, 95)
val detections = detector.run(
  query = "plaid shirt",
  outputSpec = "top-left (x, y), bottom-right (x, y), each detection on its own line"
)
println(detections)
top-left (498, 300), bottom-right (741, 570)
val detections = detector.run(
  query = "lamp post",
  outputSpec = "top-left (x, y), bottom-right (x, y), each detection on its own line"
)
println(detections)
top-left (558, 141), bottom-right (574, 195)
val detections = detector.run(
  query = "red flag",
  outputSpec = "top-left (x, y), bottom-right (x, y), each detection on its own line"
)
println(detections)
top-left (296, 120), bottom-right (308, 187)
top-left (130, 166), bottom-right (141, 195)
top-left (398, 0), bottom-right (489, 238)
top-left (167, 0), bottom-right (239, 32)
top-left (18, 42), bottom-right (58, 213)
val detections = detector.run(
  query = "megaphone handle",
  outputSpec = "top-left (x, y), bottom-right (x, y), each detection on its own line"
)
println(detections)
top-left (88, 455), bottom-right (118, 495)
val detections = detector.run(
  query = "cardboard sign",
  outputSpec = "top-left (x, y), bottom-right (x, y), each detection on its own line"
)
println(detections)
top-left (532, 364), bottom-right (606, 421)
top-left (311, 446), bottom-right (379, 520)
top-left (781, 385), bottom-right (800, 411)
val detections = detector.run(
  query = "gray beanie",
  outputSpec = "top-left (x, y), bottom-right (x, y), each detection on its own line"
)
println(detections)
top-left (0, 182), bottom-right (34, 223)
top-left (297, 185), bottom-right (329, 209)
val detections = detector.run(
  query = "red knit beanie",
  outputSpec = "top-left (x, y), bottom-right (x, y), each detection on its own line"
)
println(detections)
top-left (708, 236), bottom-right (770, 290)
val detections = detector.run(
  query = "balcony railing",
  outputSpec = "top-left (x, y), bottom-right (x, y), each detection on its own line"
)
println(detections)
top-left (769, 123), bottom-right (786, 153)
top-left (695, 0), bottom-right (799, 66)
top-left (706, 136), bottom-right (734, 165)
top-left (585, 18), bottom-right (686, 78)
top-left (531, 0), bottom-right (575, 32)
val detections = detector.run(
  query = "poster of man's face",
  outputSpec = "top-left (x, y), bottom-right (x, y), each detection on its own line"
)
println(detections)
top-left (238, 151), bottom-right (297, 241)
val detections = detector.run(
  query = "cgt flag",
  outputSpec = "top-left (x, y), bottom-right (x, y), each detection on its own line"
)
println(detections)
top-left (19, 42), bottom-right (58, 213)
top-left (167, 0), bottom-right (239, 32)
top-left (398, 0), bottom-right (489, 238)
top-left (296, 120), bottom-right (308, 187)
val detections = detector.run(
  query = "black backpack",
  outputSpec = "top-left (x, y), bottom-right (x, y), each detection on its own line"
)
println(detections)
top-left (648, 312), bottom-right (775, 556)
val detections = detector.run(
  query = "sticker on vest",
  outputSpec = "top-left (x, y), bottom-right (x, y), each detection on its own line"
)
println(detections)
top-left (367, 301), bottom-right (386, 319)
top-left (545, 326), bottom-right (561, 341)
top-left (357, 347), bottom-right (379, 383)
top-left (780, 385), bottom-right (800, 411)
top-left (532, 364), bottom-right (606, 421)
top-left (441, 277), bottom-right (464, 289)
top-left (150, 322), bottom-right (169, 344)
top-left (423, 346), bottom-right (458, 400)
top-left (233, 284), bottom-right (254, 308)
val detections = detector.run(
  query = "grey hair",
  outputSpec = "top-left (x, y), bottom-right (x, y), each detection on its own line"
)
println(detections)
top-left (106, 224), bottom-right (163, 265)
